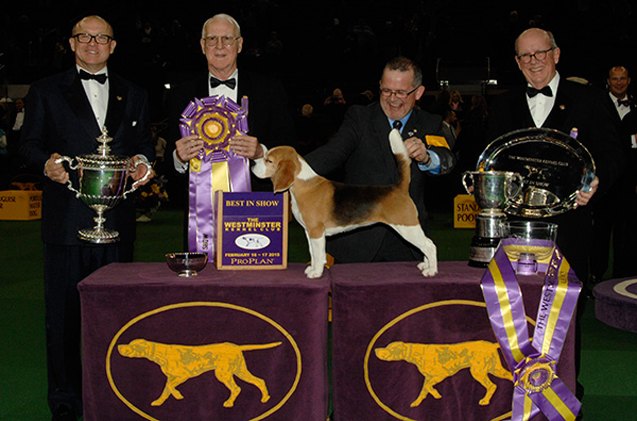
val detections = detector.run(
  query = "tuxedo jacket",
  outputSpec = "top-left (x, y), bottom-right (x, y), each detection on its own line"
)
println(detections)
top-left (487, 79), bottom-right (625, 279)
top-left (488, 80), bottom-right (625, 198)
top-left (304, 102), bottom-right (456, 262)
top-left (165, 70), bottom-right (296, 195)
top-left (609, 94), bottom-right (637, 181)
top-left (19, 67), bottom-right (155, 245)
top-left (166, 70), bottom-right (296, 155)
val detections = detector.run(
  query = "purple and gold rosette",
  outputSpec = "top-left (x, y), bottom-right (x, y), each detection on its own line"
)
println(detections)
top-left (481, 242), bottom-right (582, 420)
top-left (180, 95), bottom-right (251, 258)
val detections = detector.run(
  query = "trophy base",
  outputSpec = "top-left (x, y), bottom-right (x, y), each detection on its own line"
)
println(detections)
top-left (468, 236), bottom-right (501, 268)
top-left (78, 228), bottom-right (120, 244)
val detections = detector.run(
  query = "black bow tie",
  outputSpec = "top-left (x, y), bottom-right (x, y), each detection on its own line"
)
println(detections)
top-left (79, 69), bottom-right (107, 84)
top-left (617, 98), bottom-right (630, 107)
top-left (210, 77), bottom-right (236, 89)
top-left (526, 85), bottom-right (553, 98)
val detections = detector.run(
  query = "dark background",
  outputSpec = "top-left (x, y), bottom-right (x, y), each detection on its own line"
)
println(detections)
top-left (2, 0), bottom-right (636, 118)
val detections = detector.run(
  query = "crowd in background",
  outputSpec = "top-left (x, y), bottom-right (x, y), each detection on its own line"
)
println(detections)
top-left (1, 1), bottom-right (636, 208)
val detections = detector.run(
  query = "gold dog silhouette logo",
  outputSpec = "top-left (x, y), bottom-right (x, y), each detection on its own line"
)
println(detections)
top-left (106, 302), bottom-right (301, 421)
top-left (374, 340), bottom-right (511, 407)
top-left (117, 339), bottom-right (282, 408)
top-left (364, 299), bottom-right (529, 421)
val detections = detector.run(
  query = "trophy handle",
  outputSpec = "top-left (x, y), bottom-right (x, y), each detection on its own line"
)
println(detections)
top-left (462, 171), bottom-right (475, 195)
top-left (123, 158), bottom-right (153, 198)
top-left (54, 155), bottom-right (81, 197)
top-left (505, 173), bottom-right (524, 200)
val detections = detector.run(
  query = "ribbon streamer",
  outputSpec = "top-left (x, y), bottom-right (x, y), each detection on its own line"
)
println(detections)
top-left (481, 243), bottom-right (581, 420)
top-left (179, 95), bottom-right (251, 259)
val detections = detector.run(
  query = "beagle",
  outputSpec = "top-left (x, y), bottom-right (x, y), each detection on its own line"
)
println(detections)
top-left (252, 129), bottom-right (437, 278)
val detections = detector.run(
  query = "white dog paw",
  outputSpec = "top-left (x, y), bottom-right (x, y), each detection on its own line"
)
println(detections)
top-left (418, 261), bottom-right (438, 277)
top-left (304, 265), bottom-right (324, 279)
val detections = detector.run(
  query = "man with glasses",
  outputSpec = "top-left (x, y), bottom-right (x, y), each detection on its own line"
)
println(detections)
top-left (18, 15), bottom-right (154, 421)
top-left (591, 66), bottom-right (637, 282)
top-left (167, 13), bottom-right (295, 193)
top-left (487, 29), bottom-right (625, 406)
top-left (303, 56), bottom-right (455, 263)
top-left (487, 27), bottom-right (624, 286)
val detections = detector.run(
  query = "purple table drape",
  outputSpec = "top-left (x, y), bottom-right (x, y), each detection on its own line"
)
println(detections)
top-left (330, 261), bottom-right (576, 421)
top-left (79, 263), bottom-right (329, 421)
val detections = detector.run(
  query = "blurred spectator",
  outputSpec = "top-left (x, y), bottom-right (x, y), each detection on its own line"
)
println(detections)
top-left (151, 123), bottom-right (167, 165)
top-left (456, 94), bottom-right (489, 172)
top-left (6, 97), bottom-right (26, 178)
top-left (591, 65), bottom-right (637, 281)
top-left (294, 102), bottom-right (331, 155)
top-left (323, 87), bottom-right (348, 135)
top-left (449, 89), bottom-right (464, 114)
top-left (440, 107), bottom-right (460, 147)
top-left (352, 89), bottom-right (375, 105)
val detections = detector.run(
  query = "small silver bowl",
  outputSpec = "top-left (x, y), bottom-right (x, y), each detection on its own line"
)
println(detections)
top-left (165, 252), bottom-right (208, 277)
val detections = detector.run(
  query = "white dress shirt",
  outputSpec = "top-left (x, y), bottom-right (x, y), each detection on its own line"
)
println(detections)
top-left (77, 65), bottom-right (109, 131)
top-left (527, 73), bottom-right (560, 128)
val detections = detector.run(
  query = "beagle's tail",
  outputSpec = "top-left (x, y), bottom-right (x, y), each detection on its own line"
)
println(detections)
top-left (388, 128), bottom-right (412, 192)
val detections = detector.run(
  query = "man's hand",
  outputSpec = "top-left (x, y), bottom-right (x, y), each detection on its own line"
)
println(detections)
top-left (129, 155), bottom-right (154, 185)
top-left (575, 176), bottom-right (599, 207)
top-left (230, 134), bottom-right (263, 159)
top-left (44, 153), bottom-right (69, 184)
top-left (175, 135), bottom-right (204, 163)
top-left (404, 136), bottom-right (430, 164)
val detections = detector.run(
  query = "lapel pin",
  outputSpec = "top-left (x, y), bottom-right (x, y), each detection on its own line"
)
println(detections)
top-left (559, 104), bottom-right (566, 110)
top-left (117, 96), bottom-right (123, 101)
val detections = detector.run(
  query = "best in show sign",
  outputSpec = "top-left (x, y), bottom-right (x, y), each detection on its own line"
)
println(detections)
top-left (217, 191), bottom-right (288, 270)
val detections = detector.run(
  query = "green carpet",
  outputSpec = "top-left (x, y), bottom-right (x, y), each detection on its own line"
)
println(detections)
top-left (1, 209), bottom-right (636, 420)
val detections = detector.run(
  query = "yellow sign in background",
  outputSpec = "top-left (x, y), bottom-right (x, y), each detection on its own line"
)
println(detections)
top-left (453, 194), bottom-right (479, 229)
top-left (0, 190), bottom-right (42, 220)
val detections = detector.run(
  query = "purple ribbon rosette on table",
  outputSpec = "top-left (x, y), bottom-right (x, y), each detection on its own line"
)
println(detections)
top-left (179, 95), bottom-right (251, 259)
top-left (480, 242), bottom-right (582, 420)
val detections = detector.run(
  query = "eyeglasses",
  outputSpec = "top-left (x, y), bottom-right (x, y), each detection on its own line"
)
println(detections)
top-left (516, 47), bottom-right (554, 64)
top-left (203, 35), bottom-right (241, 47)
top-left (72, 33), bottom-right (113, 45)
top-left (379, 86), bottom-right (419, 99)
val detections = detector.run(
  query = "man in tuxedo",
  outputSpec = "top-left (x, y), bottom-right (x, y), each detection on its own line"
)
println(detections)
top-left (487, 28), bottom-right (624, 285)
top-left (303, 56), bottom-right (456, 263)
top-left (18, 15), bottom-right (154, 421)
top-left (591, 65), bottom-right (637, 280)
top-left (166, 13), bottom-right (295, 198)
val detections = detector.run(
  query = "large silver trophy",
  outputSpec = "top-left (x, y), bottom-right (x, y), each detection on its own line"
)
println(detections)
top-left (56, 128), bottom-right (152, 243)
top-left (462, 170), bottom-right (523, 267)
top-left (464, 127), bottom-right (595, 267)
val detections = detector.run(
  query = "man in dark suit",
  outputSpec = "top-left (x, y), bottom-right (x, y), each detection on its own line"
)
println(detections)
top-left (303, 56), bottom-right (456, 263)
top-left (18, 15), bottom-right (154, 421)
top-left (487, 28), bottom-right (624, 285)
top-left (166, 13), bottom-right (295, 198)
top-left (591, 65), bottom-right (637, 280)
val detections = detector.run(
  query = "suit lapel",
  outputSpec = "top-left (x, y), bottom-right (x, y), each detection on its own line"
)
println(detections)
top-left (64, 70), bottom-right (101, 140)
top-left (515, 88), bottom-right (536, 128)
top-left (373, 104), bottom-right (396, 170)
top-left (105, 75), bottom-right (127, 137)
top-left (543, 81), bottom-right (569, 130)
top-left (237, 71), bottom-right (249, 100)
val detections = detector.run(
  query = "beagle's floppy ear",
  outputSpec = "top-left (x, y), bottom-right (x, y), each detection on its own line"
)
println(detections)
top-left (271, 158), bottom-right (296, 192)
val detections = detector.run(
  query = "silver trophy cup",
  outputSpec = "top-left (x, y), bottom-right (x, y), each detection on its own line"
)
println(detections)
top-left (462, 170), bottom-right (523, 266)
top-left (56, 129), bottom-right (152, 243)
